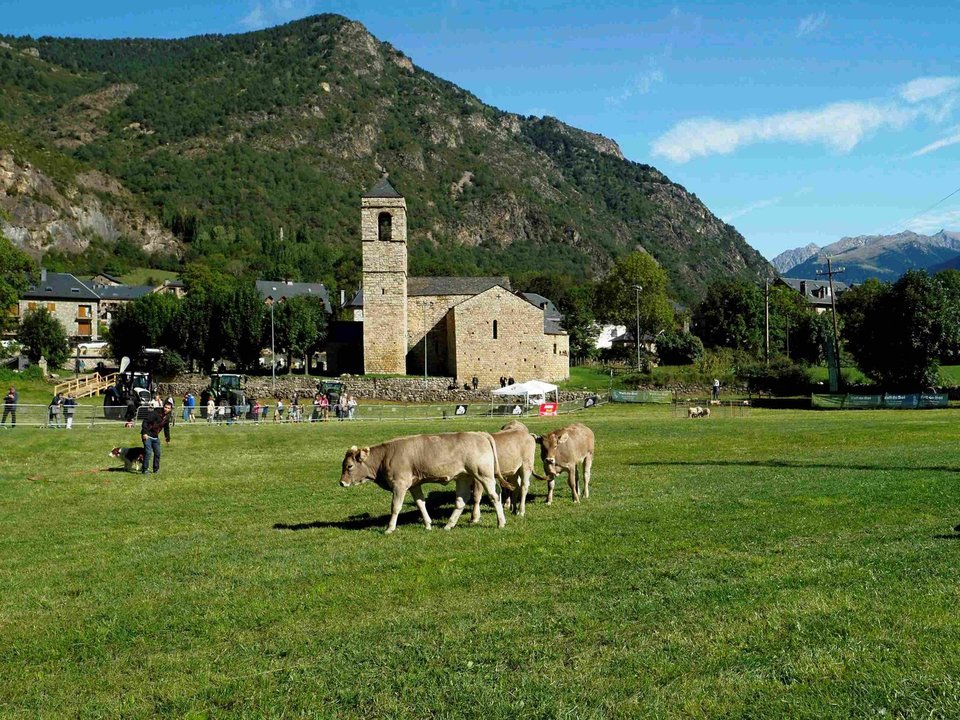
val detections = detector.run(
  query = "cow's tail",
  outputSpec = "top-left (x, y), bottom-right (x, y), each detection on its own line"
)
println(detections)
top-left (531, 471), bottom-right (547, 482)
top-left (487, 433), bottom-right (515, 492)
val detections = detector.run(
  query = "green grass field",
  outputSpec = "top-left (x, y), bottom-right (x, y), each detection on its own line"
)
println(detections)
top-left (3, 404), bottom-right (960, 718)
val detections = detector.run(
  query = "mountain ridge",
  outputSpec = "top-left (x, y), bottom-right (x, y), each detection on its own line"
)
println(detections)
top-left (778, 230), bottom-right (960, 283)
top-left (0, 14), bottom-right (769, 302)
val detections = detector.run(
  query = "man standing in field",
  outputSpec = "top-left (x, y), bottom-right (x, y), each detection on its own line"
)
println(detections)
top-left (140, 400), bottom-right (173, 475)
top-left (1, 386), bottom-right (17, 428)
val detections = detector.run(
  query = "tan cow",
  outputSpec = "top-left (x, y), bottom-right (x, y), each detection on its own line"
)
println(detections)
top-left (471, 420), bottom-right (542, 521)
top-left (340, 431), bottom-right (507, 534)
top-left (536, 423), bottom-right (595, 504)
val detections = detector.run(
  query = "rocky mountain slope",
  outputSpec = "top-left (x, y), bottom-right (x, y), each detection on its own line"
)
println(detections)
top-left (0, 149), bottom-right (179, 259)
top-left (781, 230), bottom-right (960, 283)
top-left (771, 242), bottom-right (819, 273)
top-left (0, 16), bottom-right (769, 302)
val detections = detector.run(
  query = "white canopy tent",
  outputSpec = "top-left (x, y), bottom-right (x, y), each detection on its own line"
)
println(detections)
top-left (491, 380), bottom-right (559, 405)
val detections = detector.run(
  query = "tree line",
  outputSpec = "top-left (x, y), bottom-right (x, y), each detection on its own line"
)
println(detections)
top-left (9, 223), bottom-right (960, 390)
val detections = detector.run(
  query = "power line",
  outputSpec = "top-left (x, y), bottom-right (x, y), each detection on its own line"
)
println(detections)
top-left (884, 182), bottom-right (960, 237)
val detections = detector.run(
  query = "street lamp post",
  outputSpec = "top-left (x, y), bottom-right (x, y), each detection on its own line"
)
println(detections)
top-left (632, 284), bottom-right (643, 371)
top-left (270, 299), bottom-right (275, 392)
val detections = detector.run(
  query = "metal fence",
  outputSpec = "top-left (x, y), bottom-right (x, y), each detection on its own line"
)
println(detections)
top-left (0, 395), bottom-right (608, 430)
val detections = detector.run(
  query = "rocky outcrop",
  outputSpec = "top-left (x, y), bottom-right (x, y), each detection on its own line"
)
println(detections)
top-left (0, 150), bottom-right (180, 259)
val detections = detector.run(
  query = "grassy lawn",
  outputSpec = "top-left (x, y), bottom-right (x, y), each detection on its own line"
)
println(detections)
top-left (119, 268), bottom-right (179, 286)
top-left (3, 405), bottom-right (960, 717)
top-left (560, 364), bottom-right (623, 391)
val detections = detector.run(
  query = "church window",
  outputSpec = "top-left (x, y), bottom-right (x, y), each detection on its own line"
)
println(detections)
top-left (493, 320), bottom-right (498, 339)
top-left (378, 212), bottom-right (392, 241)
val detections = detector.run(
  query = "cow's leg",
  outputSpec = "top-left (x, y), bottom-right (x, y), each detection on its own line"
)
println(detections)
top-left (546, 473), bottom-right (556, 505)
top-left (470, 480), bottom-right (483, 524)
top-left (517, 466), bottom-right (531, 517)
top-left (567, 467), bottom-right (581, 504)
top-left (445, 477), bottom-right (472, 530)
top-left (385, 487), bottom-right (407, 534)
top-left (582, 453), bottom-right (593, 500)
top-left (477, 473), bottom-right (506, 528)
top-left (410, 485), bottom-right (432, 530)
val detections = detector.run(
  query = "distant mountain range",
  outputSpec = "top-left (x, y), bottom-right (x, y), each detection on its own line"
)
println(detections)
top-left (772, 230), bottom-right (960, 284)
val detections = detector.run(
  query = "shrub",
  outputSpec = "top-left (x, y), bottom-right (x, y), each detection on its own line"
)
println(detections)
top-left (737, 356), bottom-right (812, 396)
top-left (656, 330), bottom-right (703, 365)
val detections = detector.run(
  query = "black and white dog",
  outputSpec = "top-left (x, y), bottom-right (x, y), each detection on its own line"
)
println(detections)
top-left (109, 446), bottom-right (145, 472)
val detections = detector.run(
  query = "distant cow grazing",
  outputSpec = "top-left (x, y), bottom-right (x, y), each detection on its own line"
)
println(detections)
top-left (339, 431), bottom-right (507, 534)
top-left (536, 423), bottom-right (595, 504)
top-left (471, 420), bottom-right (541, 521)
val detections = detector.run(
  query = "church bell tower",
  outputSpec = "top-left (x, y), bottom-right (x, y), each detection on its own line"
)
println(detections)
top-left (361, 176), bottom-right (408, 374)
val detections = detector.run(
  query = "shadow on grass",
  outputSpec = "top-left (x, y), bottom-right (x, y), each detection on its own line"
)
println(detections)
top-left (274, 490), bottom-right (461, 532)
top-left (934, 525), bottom-right (960, 540)
top-left (629, 459), bottom-right (960, 474)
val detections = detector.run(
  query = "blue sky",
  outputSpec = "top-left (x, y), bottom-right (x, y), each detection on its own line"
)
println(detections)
top-left (4, 0), bottom-right (960, 261)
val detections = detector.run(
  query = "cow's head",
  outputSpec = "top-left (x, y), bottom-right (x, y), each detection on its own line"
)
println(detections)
top-left (340, 446), bottom-right (372, 487)
top-left (500, 420), bottom-right (528, 432)
top-left (536, 430), bottom-right (569, 476)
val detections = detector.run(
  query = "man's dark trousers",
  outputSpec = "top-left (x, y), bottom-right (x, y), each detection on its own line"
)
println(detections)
top-left (142, 436), bottom-right (161, 473)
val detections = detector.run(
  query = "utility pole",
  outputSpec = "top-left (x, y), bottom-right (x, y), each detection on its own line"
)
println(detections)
top-left (632, 285), bottom-right (643, 372)
top-left (817, 258), bottom-right (845, 392)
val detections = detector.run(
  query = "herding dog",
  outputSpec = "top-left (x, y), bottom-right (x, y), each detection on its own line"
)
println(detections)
top-left (109, 446), bottom-right (145, 472)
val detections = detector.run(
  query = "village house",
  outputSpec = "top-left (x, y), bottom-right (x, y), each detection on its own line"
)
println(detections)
top-left (776, 277), bottom-right (850, 314)
top-left (17, 270), bottom-right (100, 341)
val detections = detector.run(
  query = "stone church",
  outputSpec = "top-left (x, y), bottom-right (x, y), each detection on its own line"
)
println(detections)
top-left (329, 177), bottom-right (569, 386)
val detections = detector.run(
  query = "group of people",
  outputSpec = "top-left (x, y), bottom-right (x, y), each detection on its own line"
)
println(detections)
top-left (47, 391), bottom-right (78, 429)
top-left (256, 393), bottom-right (358, 423)
top-left (499, 375), bottom-right (516, 388)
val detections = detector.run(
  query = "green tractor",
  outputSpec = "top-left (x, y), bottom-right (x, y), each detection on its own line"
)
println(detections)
top-left (201, 373), bottom-right (249, 420)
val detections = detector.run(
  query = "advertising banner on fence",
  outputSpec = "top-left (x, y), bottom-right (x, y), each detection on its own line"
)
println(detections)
top-left (584, 396), bottom-right (598, 409)
top-left (611, 390), bottom-right (673, 404)
top-left (539, 402), bottom-right (558, 416)
top-left (812, 393), bottom-right (948, 410)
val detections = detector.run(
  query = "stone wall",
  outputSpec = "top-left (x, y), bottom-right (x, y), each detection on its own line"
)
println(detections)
top-left (405, 294), bottom-right (469, 376)
top-left (157, 373), bottom-right (590, 404)
top-left (449, 287), bottom-right (570, 385)
top-left (20, 298), bottom-right (97, 340)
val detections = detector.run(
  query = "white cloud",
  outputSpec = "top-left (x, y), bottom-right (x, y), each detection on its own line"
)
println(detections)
top-left (607, 66), bottom-right (664, 105)
top-left (903, 208), bottom-right (960, 234)
top-left (240, 4), bottom-right (266, 29)
top-left (239, 0), bottom-right (313, 30)
top-left (723, 196), bottom-right (782, 223)
top-left (652, 100), bottom-right (917, 163)
top-left (910, 125), bottom-right (960, 157)
top-left (900, 76), bottom-right (960, 103)
top-left (796, 11), bottom-right (827, 38)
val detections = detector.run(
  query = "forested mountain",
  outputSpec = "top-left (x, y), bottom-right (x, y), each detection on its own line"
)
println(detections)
top-left (0, 15), bottom-right (769, 303)
top-left (782, 230), bottom-right (960, 284)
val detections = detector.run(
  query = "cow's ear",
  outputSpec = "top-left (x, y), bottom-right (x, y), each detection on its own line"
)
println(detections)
top-left (349, 445), bottom-right (359, 455)
top-left (358, 447), bottom-right (370, 462)
top-left (558, 432), bottom-right (569, 444)
top-left (533, 434), bottom-right (543, 445)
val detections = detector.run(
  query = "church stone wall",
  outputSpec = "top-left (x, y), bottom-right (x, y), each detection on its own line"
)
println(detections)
top-left (406, 294), bottom-right (470, 376)
top-left (449, 287), bottom-right (569, 386)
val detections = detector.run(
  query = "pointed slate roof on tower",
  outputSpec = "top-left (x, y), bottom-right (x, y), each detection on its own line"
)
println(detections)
top-left (362, 176), bottom-right (403, 199)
